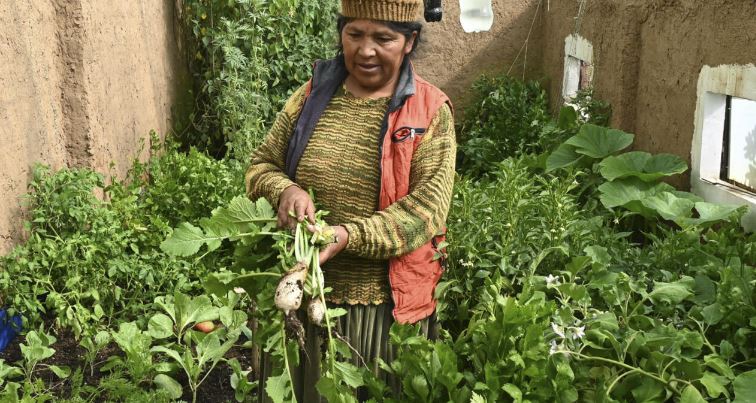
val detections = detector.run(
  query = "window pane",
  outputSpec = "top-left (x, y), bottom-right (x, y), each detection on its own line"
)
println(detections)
top-left (727, 96), bottom-right (756, 191)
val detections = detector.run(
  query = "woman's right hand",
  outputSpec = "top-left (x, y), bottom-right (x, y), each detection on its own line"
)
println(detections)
top-left (277, 185), bottom-right (316, 230)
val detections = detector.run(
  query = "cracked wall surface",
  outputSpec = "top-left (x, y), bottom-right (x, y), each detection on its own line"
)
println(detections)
top-left (0, 0), bottom-right (187, 253)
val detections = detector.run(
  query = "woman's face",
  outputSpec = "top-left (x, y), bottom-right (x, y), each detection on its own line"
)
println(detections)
top-left (341, 19), bottom-right (416, 97)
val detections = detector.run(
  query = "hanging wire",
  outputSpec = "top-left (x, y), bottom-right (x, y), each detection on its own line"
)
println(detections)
top-left (506, 0), bottom-right (544, 78)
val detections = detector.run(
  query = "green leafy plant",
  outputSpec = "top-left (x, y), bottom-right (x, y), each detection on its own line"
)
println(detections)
top-left (146, 291), bottom-right (251, 402)
top-left (178, 0), bottom-right (339, 158)
top-left (161, 196), bottom-right (366, 402)
top-left (79, 330), bottom-right (110, 377)
top-left (457, 74), bottom-right (551, 176)
top-left (100, 322), bottom-right (160, 390)
top-left (227, 357), bottom-right (256, 402)
top-left (0, 328), bottom-right (70, 402)
top-left (564, 87), bottom-right (613, 127)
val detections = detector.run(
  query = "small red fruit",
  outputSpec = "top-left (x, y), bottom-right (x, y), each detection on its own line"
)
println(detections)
top-left (193, 321), bottom-right (215, 333)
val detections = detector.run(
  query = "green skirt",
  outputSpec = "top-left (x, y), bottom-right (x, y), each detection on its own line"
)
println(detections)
top-left (258, 303), bottom-right (437, 402)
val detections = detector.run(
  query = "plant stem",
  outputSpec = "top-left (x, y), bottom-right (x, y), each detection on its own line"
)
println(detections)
top-left (312, 251), bottom-right (336, 373)
top-left (567, 351), bottom-right (682, 395)
top-left (281, 323), bottom-right (297, 403)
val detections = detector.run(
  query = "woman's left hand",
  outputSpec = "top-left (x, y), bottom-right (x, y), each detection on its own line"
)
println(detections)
top-left (318, 225), bottom-right (349, 265)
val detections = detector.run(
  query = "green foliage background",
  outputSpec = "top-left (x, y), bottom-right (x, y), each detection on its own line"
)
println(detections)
top-left (178, 0), bottom-right (339, 159)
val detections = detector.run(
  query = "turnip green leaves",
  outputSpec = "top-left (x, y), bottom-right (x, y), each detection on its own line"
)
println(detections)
top-left (161, 196), bottom-right (277, 257)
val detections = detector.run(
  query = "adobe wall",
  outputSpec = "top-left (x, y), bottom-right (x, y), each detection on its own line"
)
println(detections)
top-left (417, 0), bottom-right (545, 110)
top-left (0, 0), bottom-right (188, 253)
top-left (540, 0), bottom-right (756, 187)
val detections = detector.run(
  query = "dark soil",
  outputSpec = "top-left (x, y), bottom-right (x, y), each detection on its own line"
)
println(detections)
top-left (0, 326), bottom-right (256, 403)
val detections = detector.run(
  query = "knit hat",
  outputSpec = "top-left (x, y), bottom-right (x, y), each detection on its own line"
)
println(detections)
top-left (341, 0), bottom-right (422, 22)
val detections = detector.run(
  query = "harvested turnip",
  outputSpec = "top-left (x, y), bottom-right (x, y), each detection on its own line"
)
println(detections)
top-left (307, 298), bottom-right (326, 326)
top-left (274, 261), bottom-right (308, 315)
top-left (275, 261), bottom-right (309, 350)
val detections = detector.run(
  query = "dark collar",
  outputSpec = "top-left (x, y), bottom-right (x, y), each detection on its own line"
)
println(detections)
top-left (313, 54), bottom-right (416, 112)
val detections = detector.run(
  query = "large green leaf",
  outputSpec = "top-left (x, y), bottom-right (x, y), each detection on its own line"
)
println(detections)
top-left (631, 379), bottom-right (665, 402)
top-left (153, 374), bottom-right (183, 399)
top-left (160, 222), bottom-right (207, 257)
top-left (676, 202), bottom-right (742, 229)
top-left (642, 153), bottom-right (688, 178)
top-left (680, 385), bottom-right (707, 403)
top-left (151, 346), bottom-right (189, 376)
top-left (701, 303), bottom-right (724, 325)
top-left (649, 277), bottom-right (694, 304)
top-left (197, 330), bottom-right (239, 369)
top-left (699, 372), bottom-right (729, 399)
top-left (160, 196), bottom-right (277, 257)
top-left (599, 152), bottom-right (687, 182)
top-left (641, 192), bottom-right (695, 221)
top-left (200, 216), bottom-right (239, 252)
top-left (173, 292), bottom-right (218, 332)
top-left (565, 124), bottom-right (634, 159)
top-left (265, 372), bottom-right (292, 403)
top-left (333, 361), bottom-right (364, 389)
top-left (148, 313), bottom-right (175, 340)
top-left (733, 370), bottom-right (756, 403)
top-left (598, 178), bottom-right (673, 217)
top-left (732, 369), bottom-right (756, 403)
top-left (546, 143), bottom-right (584, 172)
top-left (47, 365), bottom-right (70, 379)
top-left (0, 360), bottom-right (23, 380)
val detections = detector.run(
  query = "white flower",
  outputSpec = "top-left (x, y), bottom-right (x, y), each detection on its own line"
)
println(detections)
top-left (545, 274), bottom-right (559, 286)
top-left (551, 323), bottom-right (565, 339)
top-left (549, 340), bottom-right (559, 355)
top-left (233, 287), bottom-right (246, 294)
top-left (572, 326), bottom-right (585, 340)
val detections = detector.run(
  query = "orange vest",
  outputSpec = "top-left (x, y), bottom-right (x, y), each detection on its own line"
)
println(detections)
top-left (289, 57), bottom-right (452, 324)
top-left (377, 74), bottom-right (451, 324)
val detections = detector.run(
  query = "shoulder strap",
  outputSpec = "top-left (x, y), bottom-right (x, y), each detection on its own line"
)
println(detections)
top-left (284, 56), bottom-right (348, 179)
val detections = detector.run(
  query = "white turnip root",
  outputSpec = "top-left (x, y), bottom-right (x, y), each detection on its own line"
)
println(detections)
top-left (275, 261), bottom-right (309, 350)
top-left (274, 261), bottom-right (308, 315)
top-left (307, 298), bottom-right (325, 326)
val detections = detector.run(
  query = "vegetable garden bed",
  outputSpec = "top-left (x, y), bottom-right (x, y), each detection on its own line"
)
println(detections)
top-left (1, 93), bottom-right (754, 401)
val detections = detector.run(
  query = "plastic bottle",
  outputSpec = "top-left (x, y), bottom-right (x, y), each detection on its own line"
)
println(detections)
top-left (459, 0), bottom-right (494, 33)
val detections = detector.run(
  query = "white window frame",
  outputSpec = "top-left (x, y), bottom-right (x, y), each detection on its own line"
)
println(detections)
top-left (691, 64), bottom-right (756, 231)
top-left (562, 34), bottom-right (593, 100)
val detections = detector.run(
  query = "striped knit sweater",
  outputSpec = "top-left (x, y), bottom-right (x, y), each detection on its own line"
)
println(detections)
top-left (245, 83), bottom-right (456, 304)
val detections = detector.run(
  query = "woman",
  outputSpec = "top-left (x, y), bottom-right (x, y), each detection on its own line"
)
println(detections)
top-left (246, 0), bottom-right (456, 400)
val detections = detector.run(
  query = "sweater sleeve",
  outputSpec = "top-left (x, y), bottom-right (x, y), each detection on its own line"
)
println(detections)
top-left (245, 84), bottom-right (307, 207)
top-left (342, 103), bottom-right (456, 259)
